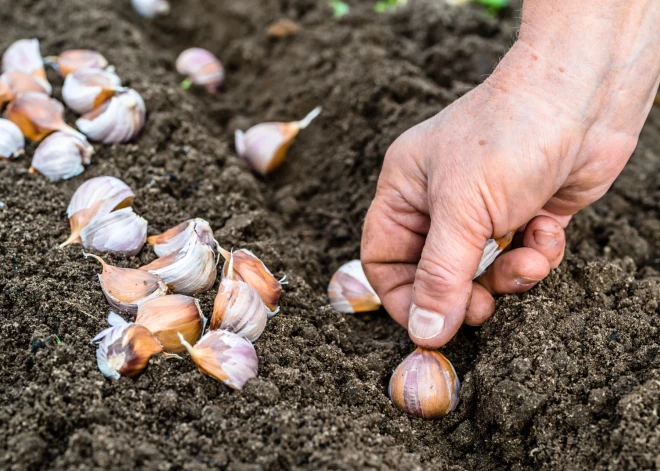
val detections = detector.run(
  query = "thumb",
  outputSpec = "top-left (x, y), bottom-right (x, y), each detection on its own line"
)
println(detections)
top-left (408, 213), bottom-right (489, 348)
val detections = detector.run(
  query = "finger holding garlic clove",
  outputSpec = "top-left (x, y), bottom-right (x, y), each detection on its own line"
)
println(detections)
top-left (6, 92), bottom-right (84, 142)
top-left (29, 131), bottom-right (93, 182)
top-left (62, 67), bottom-right (123, 114)
top-left (131, 0), bottom-right (170, 18)
top-left (76, 89), bottom-right (146, 144)
top-left (474, 233), bottom-right (514, 278)
top-left (0, 71), bottom-right (50, 108)
top-left (80, 207), bottom-right (147, 256)
top-left (178, 330), bottom-right (258, 390)
top-left (389, 348), bottom-right (461, 419)
top-left (235, 106), bottom-right (321, 175)
top-left (2, 39), bottom-right (51, 93)
top-left (147, 218), bottom-right (218, 257)
top-left (0, 118), bottom-right (25, 160)
top-left (44, 50), bottom-right (109, 77)
top-left (328, 260), bottom-right (381, 314)
top-left (175, 48), bottom-right (224, 92)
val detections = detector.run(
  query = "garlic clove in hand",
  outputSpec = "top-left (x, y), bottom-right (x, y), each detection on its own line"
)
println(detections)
top-left (29, 131), bottom-right (93, 182)
top-left (147, 218), bottom-right (218, 257)
top-left (474, 233), bottom-right (514, 278)
top-left (84, 252), bottom-right (168, 314)
top-left (6, 92), bottom-right (85, 142)
top-left (0, 118), bottom-right (25, 160)
top-left (76, 89), bottom-right (146, 144)
top-left (131, 0), bottom-right (170, 18)
top-left (0, 71), bottom-right (50, 108)
top-left (44, 50), bottom-right (109, 77)
top-left (80, 207), bottom-right (147, 256)
top-left (136, 295), bottom-right (206, 353)
top-left (328, 260), bottom-right (381, 314)
top-left (62, 67), bottom-right (123, 114)
top-left (175, 48), bottom-right (224, 92)
top-left (178, 330), bottom-right (258, 390)
top-left (235, 106), bottom-right (321, 175)
top-left (389, 348), bottom-right (461, 419)
top-left (2, 39), bottom-right (51, 94)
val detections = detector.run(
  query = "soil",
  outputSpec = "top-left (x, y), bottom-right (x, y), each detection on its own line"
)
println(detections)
top-left (0, 0), bottom-right (659, 470)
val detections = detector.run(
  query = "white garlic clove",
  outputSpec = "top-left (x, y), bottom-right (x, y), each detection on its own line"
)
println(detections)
top-left (76, 89), bottom-right (146, 144)
top-left (474, 233), bottom-right (515, 278)
top-left (131, 0), bottom-right (170, 17)
top-left (140, 236), bottom-right (217, 295)
top-left (147, 218), bottom-right (218, 257)
top-left (29, 131), bottom-right (93, 182)
top-left (62, 175), bottom-right (135, 247)
top-left (84, 252), bottom-right (168, 314)
top-left (44, 50), bottom-right (109, 77)
top-left (235, 106), bottom-right (321, 175)
top-left (1, 39), bottom-right (51, 94)
top-left (178, 330), bottom-right (258, 390)
top-left (0, 118), bottom-right (25, 160)
top-left (62, 67), bottom-right (123, 114)
top-left (6, 92), bottom-right (85, 142)
top-left (175, 48), bottom-right (224, 92)
top-left (328, 260), bottom-right (381, 314)
top-left (80, 206), bottom-right (147, 256)
top-left (0, 71), bottom-right (50, 108)
top-left (389, 348), bottom-right (461, 419)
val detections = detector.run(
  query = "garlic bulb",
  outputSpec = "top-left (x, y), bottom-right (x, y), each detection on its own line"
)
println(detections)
top-left (140, 237), bottom-right (216, 295)
top-left (76, 89), bottom-right (146, 144)
top-left (147, 218), bottom-right (218, 257)
top-left (62, 67), bottom-right (123, 114)
top-left (92, 312), bottom-right (164, 379)
top-left (6, 92), bottom-right (84, 142)
top-left (0, 71), bottom-right (50, 108)
top-left (136, 295), bottom-right (206, 353)
top-left (61, 175), bottom-right (135, 247)
top-left (389, 348), bottom-right (461, 419)
top-left (220, 247), bottom-right (282, 316)
top-left (178, 330), bottom-right (258, 390)
top-left (474, 233), bottom-right (514, 278)
top-left (80, 207), bottom-right (147, 256)
top-left (84, 252), bottom-right (168, 314)
top-left (29, 131), bottom-right (93, 181)
top-left (175, 48), bottom-right (224, 92)
top-left (131, 0), bottom-right (170, 18)
top-left (328, 260), bottom-right (381, 314)
top-left (235, 106), bottom-right (321, 175)
top-left (45, 50), bottom-right (109, 77)
top-left (2, 39), bottom-right (51, 93)
top-left (0, 118), bottom-right (25, 160)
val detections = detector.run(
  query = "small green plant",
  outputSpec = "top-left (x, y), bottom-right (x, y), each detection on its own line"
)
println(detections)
top-left (374, 0), bottom-right (407, 13)
top-left (329, 0), bottom-right (350, 18)
top-left (474, 0), bottom-right (509, 15)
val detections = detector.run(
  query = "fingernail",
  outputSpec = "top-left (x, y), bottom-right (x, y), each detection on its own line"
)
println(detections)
top-left (534, 230), bottom-right (556, 247)
top-left (409, 304), bottom-right (445, 340)
top-left (515, 276), bottom-right (540, 287)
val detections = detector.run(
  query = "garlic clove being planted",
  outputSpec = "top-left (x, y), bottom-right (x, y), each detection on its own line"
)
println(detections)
top-left (178, 330), bottom-right (258, 390)
top-left (388, 348), bottom-right (461, 419)
top-left (0, 71), bottom-right (50, 108)
top-left (175, 48), bottom-right (224, 93)
top-left (44, 50), bottom-right (109, 77)
top-left (235, 106), bottom-right (321, 175)
top-left (0, 118), bottom-right (25, 160)
top-left (219, 247), bottom-right (282, 316)
top-left (62, 67), bottom-right (123, 114)
top-left (6, 92), bottom-right (85, 142)
top-left (147, 218), bottom-right (218, 257)
top-left (76, 89), bottom-right (146, 144)
top-left (62, 175), bottom-right (135, 247)
top-left (2, 39), bottom-right (51, 94)
top-left (474, 233), bottom-right (514, 278)
top-left (29, 131), bottom-right (93, 182)
top-left (136, 295), bottom-right (206, 353)
top-left (328, 260), bottom-right (381, 314)
top-left (84, 252), bottom-right (168, 314)
top-left (80, 207), bottom-right (147, 256)
top-left (131, 0), bottom-right (170, 18)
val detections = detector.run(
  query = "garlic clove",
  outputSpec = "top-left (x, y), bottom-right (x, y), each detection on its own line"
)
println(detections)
top-left (235, 106), bottom-right (321, 175)
top-left (147, 218), bottom-right (218, 257)
top-left (328, 260), bottom-right (381, 314)
top-left (136, 295), bottom-right (206, 353)
top-left (93, 312), bottom-right (164, 379)
top-left (0, 118), bottom-right (25, 160)
top-left (219, 247), bottom-right (282, 316)
top-left (0, 71), bottom-right (50, 108)
top-left (178, 330), bottom-right (258, 390)
top-left (131, 0), bottom-right (170, 18)
top-left (140, 236), bottom-right (217, 295)
top-left (84, 252), bottom-right (168, 314)
top-left (45, 50), bottom-right (109, 77)
top-left (388, 348), bottom-right (461, 419)
top-left (29, 131), bottom-right (93, 182)
top-left (6, 92), bottom-right (85, 142)
top-left (62, 67), bottom-right (123, 114)
top-left (474, 233), bottom-right (515, 279)
top-left (80, 207), bottom-right (147, 256)
top-left (76, 89), bottom-right (146, 144)
top-left (2, 39), bottom-right (51, 94)
top-left (175, 48), bottom-right (224, 93)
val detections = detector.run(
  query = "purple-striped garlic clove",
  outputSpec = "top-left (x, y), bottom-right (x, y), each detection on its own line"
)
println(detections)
top-left (175, 48), bottom-right (224, 92)
top-left (62, 67), bottom-right (123, 114)
top-left (388, 348), bottom-right (461, 420)
top-left (0, 71), bottom-right (50, 108)
top-left (80, 207), bottom-right (147, 256)
top-left (2, 39), bottom-right (51, 93)
top-left (147, 218), bottom-right (218, 257)
top-left (131, 0), bottom-right (170, 18)
top-left (76, 89), bottom-right (146, 144)
top-left (44, 50), bottom-right (109, 77)
top-left (6, 92), bottom-right (84, 142)
top-left (178, 330), bottom-right (258, 390)
top-left (235, 106), bottom-right (321, 175)
top-left (328, 260), bottom-right (381, 314)
top-left (0, 118), bottom-right (25, 160)
top-left (29, 131), bottom-right (93, 181)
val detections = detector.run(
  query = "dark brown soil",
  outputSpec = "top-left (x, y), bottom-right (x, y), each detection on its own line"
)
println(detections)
top-left (1, 0), bottom-right (659, 470)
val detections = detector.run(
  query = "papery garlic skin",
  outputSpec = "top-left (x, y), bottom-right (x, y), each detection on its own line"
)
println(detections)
top-left (328, 260), bottom-right (381, 314)
top-left (474, 233), bottom-right (514, 278)
top-left (0, 71), bottom-right (50, 108)
top-left (6, 92), bottom-right (84, 142)
top-left (175, 48), bottom-right (224, 92)
top-left (0, 118), bottom-right (25, 160)
top-left (30, 131), bottom-right (93, 182)
top-left (235, 106), bottom-right (321, 175)
top-left (147, 218), bottom-right (218, 257)
top-left (131, 0), bottom-right (170, 18)
top-left (2, 39), bottom-right (51, 93)
top-left (63, 67), bottom-right (123, 114)
top-left (389, 348), bottom-right (460, 419)
top-left (76, 89), bottom-right (146, 144)
top-left (211, 274), bottom-right (268, 341)
top-left (46, 50), bottom-right (109, 77)
top-left (179, 330), bottom-right (258, 390)
top-left (80, 207), bottom-right (147, 256)
top-left (136, 295), bottom-right (206, 353)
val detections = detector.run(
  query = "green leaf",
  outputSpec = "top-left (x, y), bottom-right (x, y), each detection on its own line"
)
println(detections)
top-left (180, 77), bottom-right (193, 90)
top-left (329, 0), bottom-right (350, 18)
top-left (374, 0), bottom-right (407, 13)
